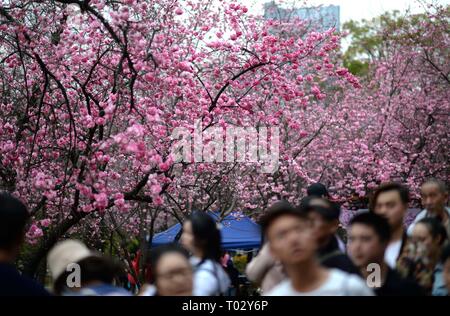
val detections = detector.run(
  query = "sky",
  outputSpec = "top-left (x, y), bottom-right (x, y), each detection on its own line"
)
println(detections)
top-left (242, 0), bottom-right (450, 23)
top-left (235, 0), bottom-right (449, 50)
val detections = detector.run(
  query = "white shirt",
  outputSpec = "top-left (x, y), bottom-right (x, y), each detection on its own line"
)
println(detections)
top-left (266, 269), bottom-right (374, 296)
top-left (384, 239), bottom-right (403, 268)
top-left (407, 207), bottom-right (450, 236)
top-left (336, 235), bottom-right (346, 253)
top-left (138, 284), bottom-right (156, 296)
top-left (190, 257), bottom-right (231, 296)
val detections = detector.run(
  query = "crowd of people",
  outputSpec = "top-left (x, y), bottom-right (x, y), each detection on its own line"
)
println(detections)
top-left (0, 178), bottom-right (449, 296)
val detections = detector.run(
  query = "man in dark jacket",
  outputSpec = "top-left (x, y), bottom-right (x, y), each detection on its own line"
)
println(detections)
top-left (347, 212), bottom-right (425, 296)
top-left (299, 195), bottom-right (360, 275)
top-left (0, 192), bottom-right (50, 296)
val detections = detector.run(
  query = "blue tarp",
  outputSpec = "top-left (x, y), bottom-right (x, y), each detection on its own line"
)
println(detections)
top-left (151, 211), bottom-right (261, 250)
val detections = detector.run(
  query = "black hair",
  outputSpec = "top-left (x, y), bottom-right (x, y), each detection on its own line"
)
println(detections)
top-left (150, 243), bottom-right (190, 281)
top-left (298, 196), bottom-right (316, 210)
top-left (416, 217), bottom-right (448, 246)
top-left (441, 244), bottom-right (450, 264)
top-left (0, 192), bottom-right (30, 250)
top-left (370, 182), bottom-right (410, 211)
top-left (349, 212), bottom-right (392, 243)
top-left (260, 200), bottom-right (307, 238)
top-left (53, 255), bottom-right (125, 295)
top-left (188, 211), bottom-right (222, 263)
top-left (306, 183), bottom-right (329, 198)
top-left (298, 196), bottom-right (341, 221)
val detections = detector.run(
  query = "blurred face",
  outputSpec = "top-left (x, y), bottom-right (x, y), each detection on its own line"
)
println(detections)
top-left (412, 223), bottom-right (441, 252)
top-left (421, 183), bottom-right (448, 215)
top-left (180, 221), bottom-right (195, 253)
top-left (308, 212), bottom-right (338, 244)
top-left (348, 223), bottom-right (386, 268)
top-left (412, 223), bottom-right (433, 247)
top-left (443, 259), bottom-right (450, 293)
top-left (155, 252), bottom-right (193, 296)
top-left (267, 214), bottom-right (317, 266)
top-left (374, 190), bottom-right (406, 231)
top-left (307, 198), bottom-right (338, 244)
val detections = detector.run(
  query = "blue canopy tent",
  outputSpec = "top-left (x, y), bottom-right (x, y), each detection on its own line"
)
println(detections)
top-left (151, 211), bottom-right (261, 250)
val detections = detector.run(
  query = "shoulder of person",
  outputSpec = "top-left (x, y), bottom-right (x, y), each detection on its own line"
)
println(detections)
top-left (413, 209), bottom-right (428, 221)
top-left (195, 260), bottom-right (229, 282)
top-left (86, 284), bottom-right (131, 296)
top-left (331, 269), bottom-right (374, 296)
top-left (195, 259), bottom-right (217, 272)
top-left (445, 207), bottom-right (450, 216)
top-left (139, 284), bottom-right (156, 296)
top-left (346, 273), bottom-right (374, 296)
top-left (190, 256), bottom-right (201, 266)
top-left (264, 280), bottom-right (292, 296)
top-left (19, 272), bottom-right (51, 296)
top-left (390, 271), bottom-right (427, 296)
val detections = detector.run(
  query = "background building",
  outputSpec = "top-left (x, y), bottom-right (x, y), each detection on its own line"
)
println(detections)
top-left (264, 1), bottom-right (340, 32)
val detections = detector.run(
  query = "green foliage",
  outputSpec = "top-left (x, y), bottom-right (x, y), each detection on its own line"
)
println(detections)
top-left (232, 253), bottom-right (248, 274)
top-left (342, 8), bottom-right (445, 77)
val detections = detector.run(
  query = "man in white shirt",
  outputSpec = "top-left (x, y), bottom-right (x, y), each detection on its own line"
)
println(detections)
top-left (370, 183), bottom-right (410, 268)
top-left (407, 179), bottom-right (450, 238)
top-left (260, 200), bottom-right (373, 296)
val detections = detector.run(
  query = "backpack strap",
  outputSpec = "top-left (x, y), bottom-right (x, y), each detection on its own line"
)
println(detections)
top-left (195, 262), bottom-right (224, 296)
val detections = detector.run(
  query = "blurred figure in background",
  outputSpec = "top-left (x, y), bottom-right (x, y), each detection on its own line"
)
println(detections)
top-left (299, 196), bottom-right (360, 275)
top-left (138, 253), bottom-right (156, 296)
top-left (246, 183), bottom-right (343, 294)
top-left (441, 245), bottom-right (450, 295)
top-left (47, 239), bottom-right (130, 296)
top-left (398, 217), bottom-right (448, 295)
top-left (221, 251), bottom-right (240, 296)
top-left (245, 242), bottom-right (287, 294)
top-left (408, 179), bottom-right (450, 239)
top-left (149, 243), bottom-right (193, 296)
top-left (306, 183), bottom-right (346, 252)
top-left (181, 212), bottom-right (230, 296)
top-left (348, 212), bottom-right (425, 296)
top-left (370, 183), bottom-right (410, 268)
top-left (0, 192), bottom-right (50, 296)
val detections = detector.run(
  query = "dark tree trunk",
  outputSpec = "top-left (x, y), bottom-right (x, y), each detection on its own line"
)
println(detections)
top-left (22, 211), bottom-right (88, 277)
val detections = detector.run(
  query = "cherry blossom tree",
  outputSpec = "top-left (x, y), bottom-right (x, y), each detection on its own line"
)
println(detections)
top-left (1, 0), bottom-right (446, 280)
top-left (329, 3), bottom-right (449, 204)
top-left (0, 0), bottom-right (358, 277)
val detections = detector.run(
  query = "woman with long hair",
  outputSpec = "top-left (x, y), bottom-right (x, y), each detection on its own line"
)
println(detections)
top-left (180, 212), bottom-right (230, 296)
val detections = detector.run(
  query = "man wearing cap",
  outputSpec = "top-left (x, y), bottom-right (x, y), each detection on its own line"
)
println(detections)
top-left (0, 192), bottom-right (50, 296)
top-left (47, 239), bottom-right (130, 296)
top-left (299, 196), bottom-right (360, 275)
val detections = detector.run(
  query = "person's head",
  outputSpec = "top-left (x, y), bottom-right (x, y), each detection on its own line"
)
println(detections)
top-left (150, 243), bottom-right (193, 296)
top-left (260, 200), bottom-right (316, 267)
top-left (180, 211), bottom-right (222, 262)
top-left (421, 179), bottom-right (448, 216)
top-left (306, 183), bottom-right (329, 199)
top-left (48, 239), bottom-right (124, 295)
top-left (298, 196), bottom-right (340, 245)
top-left (370, 182), bottom-right (409, 233)
top-left (347, 212), bottom-right (391, 269)
top-left (412, 217), bottom-right (448, 254)
top-left (0, 192), bottom-right (30, 261)
top-left (441, 245), bottom-right (450, 292)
